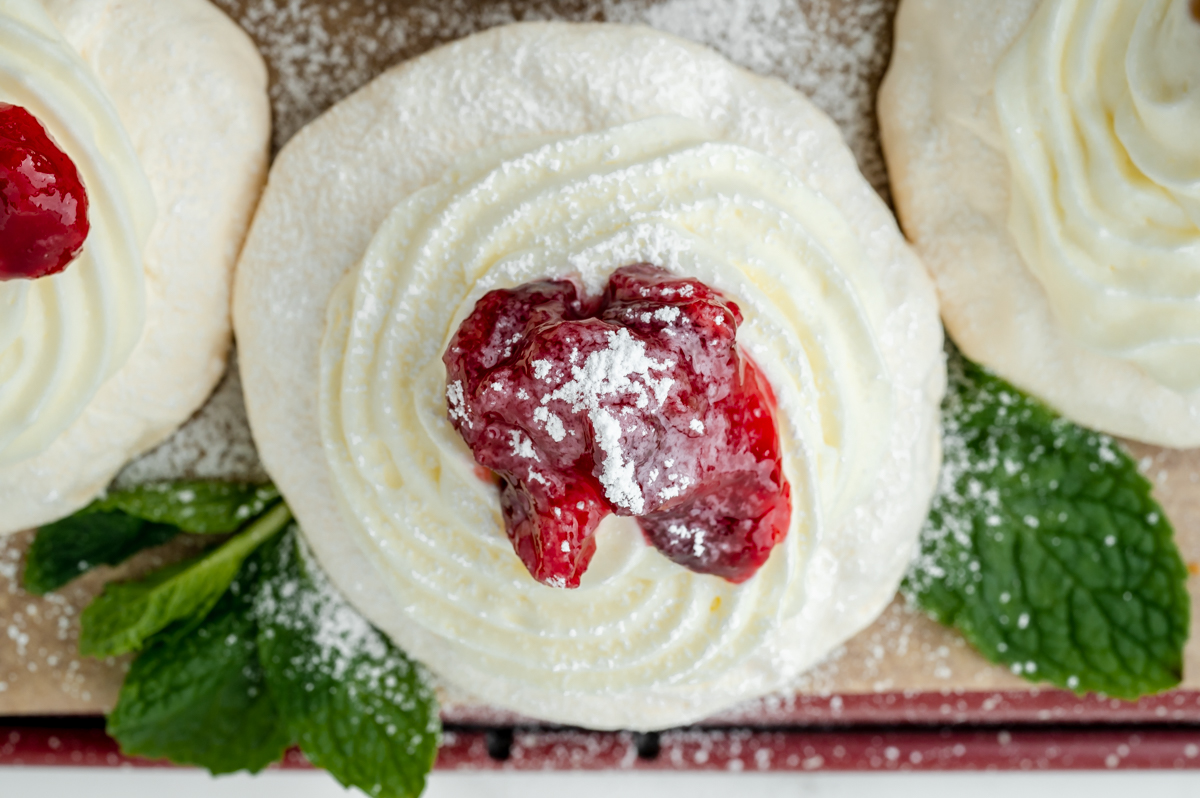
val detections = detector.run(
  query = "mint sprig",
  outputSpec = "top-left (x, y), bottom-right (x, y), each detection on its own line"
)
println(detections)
top-left (256, 531), bottom-right (440, 798)
top-left (906, 352), bottom-right (1190, 698)
top-left (107, 551), bottom-right (291, 774)
top-left (34, 489), bottom-right (443, 796)
top-left (23, 481), bottom-right (279, 595)
top-left (80, 502), bottom-right (293, 657)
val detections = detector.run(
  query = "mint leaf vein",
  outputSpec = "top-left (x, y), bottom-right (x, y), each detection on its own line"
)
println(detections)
top-left (905, 353), bottom-right (1190, 698)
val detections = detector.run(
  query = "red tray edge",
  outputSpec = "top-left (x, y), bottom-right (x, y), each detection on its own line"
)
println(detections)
top-left (2, 724), bottom-right (1200, 772)
top-left (3, 689), bottom-right (1200, 772)
top-left (441, 688), bottom-right (1200, 727)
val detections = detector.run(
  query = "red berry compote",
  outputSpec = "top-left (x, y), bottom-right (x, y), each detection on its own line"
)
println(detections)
top-left (0, 103), bottom-right (90, 281)
top-left (444, 263), bottom-right (791, 588)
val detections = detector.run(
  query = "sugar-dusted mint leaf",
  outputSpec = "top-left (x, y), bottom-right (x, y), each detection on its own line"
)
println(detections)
top-left (24, 513), bottom-right (178, 596)
top-left (255, 529), bottom-right (440, 798)
top-left (108, 552), bottom-right (291, 774)
top-left (80, 502), bottom-right (293, 658)
top-left (91, 481), bottom-right (281, 534)
top-left (906, 352), bottom-right (1190, 699)
top-left (23, 481), bottom-right (280, 595)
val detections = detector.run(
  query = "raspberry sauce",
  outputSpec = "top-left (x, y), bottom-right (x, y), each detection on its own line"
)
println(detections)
top-left (444, 264), bottom-right (791, 588)
top-left (0, 103), bottom-right (90, 281)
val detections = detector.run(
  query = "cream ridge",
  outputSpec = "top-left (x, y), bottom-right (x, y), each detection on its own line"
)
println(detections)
top-left (236, 23), bottom-right (945, 730)
top-left (0, 0), bottom-right (154, 466)
top-left (997, 0), bottom-right (1200, 394)
top-left (881, 0), bottom-right (1200, 445)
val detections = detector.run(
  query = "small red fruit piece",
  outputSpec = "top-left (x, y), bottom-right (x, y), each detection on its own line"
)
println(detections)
top-left (636, 356), bottom-right (792, 583)
top-left (0, 103), bottom-right (90, 281)
top-left (444, 263), bottom-right (791, 588)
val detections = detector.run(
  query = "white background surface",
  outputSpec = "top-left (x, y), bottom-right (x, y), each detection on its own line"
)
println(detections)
top-left (3, 769), bottom-right (1200, 796)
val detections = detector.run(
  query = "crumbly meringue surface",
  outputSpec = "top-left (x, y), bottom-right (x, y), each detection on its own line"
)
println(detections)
top-left (236, 23), bottom-right (944, 730)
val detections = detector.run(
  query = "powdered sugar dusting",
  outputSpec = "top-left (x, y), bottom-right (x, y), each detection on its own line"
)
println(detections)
top-left (255, 531), bottom-right (439, 724)
top-left (532, 406), bottom-right (567, 442)
top-left (446, 380), bottom-right (472, 429)
top-left (115, 350), bottom-right (267, 488)
top-left (540, 327), bottom-right (675, 513)
top-left (508, 430), bottom-right (540, 460)
top-left (257, 534), bottom-right (386, 680)
top-left (213, 0), bottom-right (897, 193)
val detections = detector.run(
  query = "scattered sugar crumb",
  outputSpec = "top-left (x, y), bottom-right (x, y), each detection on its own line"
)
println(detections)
top-left (254, 533), bottom-right (440, 742)
top-left (213, 0), bottom-right (898, 195)
top-left (115, 349), bottom-right (267, 487)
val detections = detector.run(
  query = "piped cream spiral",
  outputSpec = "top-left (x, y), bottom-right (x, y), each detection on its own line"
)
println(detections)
top-left (317, 116), bottom-right (896, 703)
top-left (0, 0), bottom-right (153, 465)
top-left (996, 0), bottom-right (1200, 392)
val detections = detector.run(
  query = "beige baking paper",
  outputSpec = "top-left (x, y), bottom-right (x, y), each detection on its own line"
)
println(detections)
top-left (2, 0), bottom-right (1197, 719)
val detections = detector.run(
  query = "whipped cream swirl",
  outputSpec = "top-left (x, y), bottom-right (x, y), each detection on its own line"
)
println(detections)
top-left (318, 117), bottom-right (894, 701)
top-left (0, 0), bottom-right (154, 465)
top-left (996, 0), bottom-right (1200, 392)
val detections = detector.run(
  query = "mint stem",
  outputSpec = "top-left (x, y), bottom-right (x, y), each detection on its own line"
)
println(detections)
top-left (240, 502), bottom-right (293, 549)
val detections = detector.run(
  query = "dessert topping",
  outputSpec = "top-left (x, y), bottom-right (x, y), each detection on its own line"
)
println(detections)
top-left (0, 103), bottom-right (89, 281)
top-left (444, 264), bottom-right (791, 588)
top-left (994, 0), bottom-right (1200, 392)
top-left (316, 113), bottom-right (912, 724)
top-left (0, 0), bottom-right (154, 468)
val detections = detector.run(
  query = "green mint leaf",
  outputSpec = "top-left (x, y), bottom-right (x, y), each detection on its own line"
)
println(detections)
top-left (108, 552), bottom-right (291, 774)
top-left (92, 481), bottom-right (281, 534)
top-left (256, 530), bottom-right (440, 798)
top-left (80, 502), bottom-right (293, 658)
top-left (22, 481), bottom-right (280, 595)
top-left (24, 513), bottom-right (178, 596)
top-left (906, 352), bottom-right (1190, 698)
